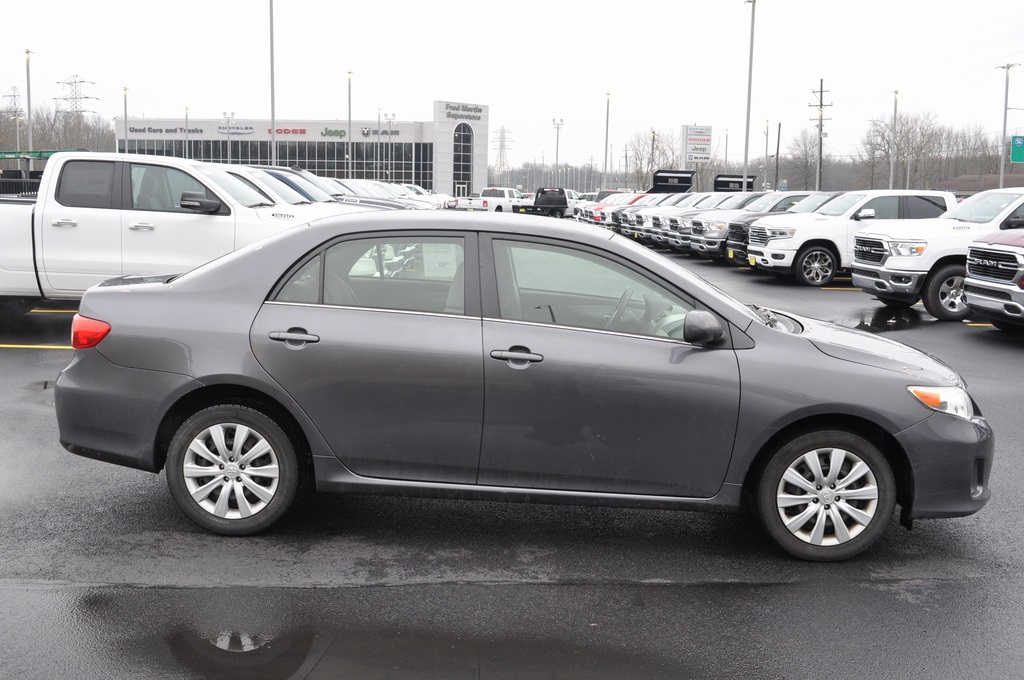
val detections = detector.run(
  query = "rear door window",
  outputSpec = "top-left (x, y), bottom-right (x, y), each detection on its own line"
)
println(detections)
top-left (55, 160), bottom-right (116, 209)
top-left (906, 195), bottom-right (949, 218)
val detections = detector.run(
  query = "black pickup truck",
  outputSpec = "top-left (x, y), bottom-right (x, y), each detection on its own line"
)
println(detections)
top-left (512, 187), bottom-right (578, 218)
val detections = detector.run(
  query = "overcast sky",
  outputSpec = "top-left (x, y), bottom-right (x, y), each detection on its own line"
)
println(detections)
top-left (4, 1), bottom-right (1024, 170)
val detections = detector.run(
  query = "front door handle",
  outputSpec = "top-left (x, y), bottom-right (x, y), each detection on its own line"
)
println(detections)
top-left (490, 346), bottom-right (543, 369)
top-left (129, 222), bottom-right (156, 230)
top-left (269, 328), bottom-right (320, 349)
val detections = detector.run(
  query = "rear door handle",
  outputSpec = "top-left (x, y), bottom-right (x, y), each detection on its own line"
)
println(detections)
top-left (52, 219), bottom-right (77, 227)
top-left (269, 329), bottom-right (320, 349)
top-left (129, 222), bottom-right (156, 230)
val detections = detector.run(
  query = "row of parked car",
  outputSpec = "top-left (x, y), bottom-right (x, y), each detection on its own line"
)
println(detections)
top-left (573, 186), bottom-right (1024, 330)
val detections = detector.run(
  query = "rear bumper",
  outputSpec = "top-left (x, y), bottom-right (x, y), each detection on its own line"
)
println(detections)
top-left (55, 349), bottom-right (202, 473)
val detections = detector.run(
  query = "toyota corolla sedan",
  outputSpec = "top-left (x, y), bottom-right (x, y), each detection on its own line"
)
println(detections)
top-left (54, 210), bottom-right (994, 561)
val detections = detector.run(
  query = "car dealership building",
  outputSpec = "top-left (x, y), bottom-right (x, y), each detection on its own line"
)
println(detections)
top-left (114, 100), bottom-right (489, 197)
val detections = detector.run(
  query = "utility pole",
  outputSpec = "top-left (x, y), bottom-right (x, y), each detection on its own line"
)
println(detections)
top-left (774, 122), bottom-right (781, 191)
top-left (889, 90), bottom-right (898, 189)
top-left (808, 79), bottom-right (831, 190)
top-left (650, 128), bottom-right (656, 188)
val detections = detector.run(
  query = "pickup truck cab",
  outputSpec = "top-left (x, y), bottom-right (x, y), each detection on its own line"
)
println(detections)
top-left (455, 187), bottom-right (529, 212)
top-left (852, 188), bottom-right (1024, 320)
top-left (0, 152), bottom-right (376, 315)
top-left (748, 189), bottom-right (957, 286)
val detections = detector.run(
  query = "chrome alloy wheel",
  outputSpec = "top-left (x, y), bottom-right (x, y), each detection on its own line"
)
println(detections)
top-left (936, 273), bottom-right (967, 314)
top-left (183, 423), bottom-right (280, 519)
top-left (775, 447), bottom-right (879, 546)
top-left (799, 250), bottom-right (834, 284)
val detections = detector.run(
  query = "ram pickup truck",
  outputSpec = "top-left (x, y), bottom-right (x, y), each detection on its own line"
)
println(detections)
top-left (454, 186), bottom-right (529, 212)
top-left (747, 189), bottom-right (957, 286)
top-left (852, 188), bottom-right (1024, 321)
top-left (963, 225), bottom-right (1024, 331)
top-left (725, 191), bottom-right (843, 267)
top-left (0, 151), bottom-right (375, 317)
top-left (512, 187), bottom-right (582, 218)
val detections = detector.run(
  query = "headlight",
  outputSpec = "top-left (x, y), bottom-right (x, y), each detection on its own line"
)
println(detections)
top-left (907, 386), bottom-right (974, 420)
top-left (889, 241), bottom-right (927, 257)
top-left (766, 228), bottom-right (796, 240)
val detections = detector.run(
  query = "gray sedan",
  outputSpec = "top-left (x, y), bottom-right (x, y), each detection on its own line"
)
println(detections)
top-left (55, 210), bottom-right (993, 561)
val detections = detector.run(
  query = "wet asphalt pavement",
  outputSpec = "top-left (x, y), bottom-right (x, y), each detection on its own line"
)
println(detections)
top-left (2, 252), bottom-right (1023, 678)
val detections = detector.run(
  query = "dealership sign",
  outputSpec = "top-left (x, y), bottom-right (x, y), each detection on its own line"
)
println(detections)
top-left (685, 125), bottom-right (712, 163)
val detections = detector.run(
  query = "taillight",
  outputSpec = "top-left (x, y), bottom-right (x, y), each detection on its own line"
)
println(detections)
top-left (71, 314), bottom-right (111, 349)
top-left (483, 200), bottom-right (489, 208)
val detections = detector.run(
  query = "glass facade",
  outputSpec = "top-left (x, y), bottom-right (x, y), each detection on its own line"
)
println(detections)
top-left (119, 138), bottom-right (435, 190)
top-left (452, 123), bottom-right (473, 197)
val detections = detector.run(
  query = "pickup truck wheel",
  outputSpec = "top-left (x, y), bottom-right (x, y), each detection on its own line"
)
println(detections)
top-left (876, 295), bottom-right (918, 309)
top-left (166, 405), bottom-right (301, 536)
top-left (755, 430), bottom-right (895, 561)
top-left (494, 206), bottom-right (503, 213)
top-left (794, 246), bottom-right (837, 286)
top-left (922, 263), bottom-right (969, 321)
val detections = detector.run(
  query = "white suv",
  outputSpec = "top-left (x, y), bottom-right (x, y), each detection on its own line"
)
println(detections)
top-left (746, 189), bottom-right (957, 286)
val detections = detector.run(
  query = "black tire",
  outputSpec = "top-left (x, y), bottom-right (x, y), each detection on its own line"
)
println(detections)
top-left (755, 430), bottom-right (895, 561)
top-left (876, 295), bottom-right (918, 309)
top-left (922, 263), bottom-right (969, 321)
top-left (166, 405), bottom-right (301, 536)
top-left (794, 245), bottom-right (838, 287)
top-left (494, 206), bottom-right (503, 213)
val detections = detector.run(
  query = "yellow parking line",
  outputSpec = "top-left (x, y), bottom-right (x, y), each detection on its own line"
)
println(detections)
top-left (966, 323), bottom-right (994, 327)
top-left (0, 344), bottom-right (73, 349)
top-left (821, 287), bottom-right (862, 291)
top-left (29, 309), bottom-right (78, 314)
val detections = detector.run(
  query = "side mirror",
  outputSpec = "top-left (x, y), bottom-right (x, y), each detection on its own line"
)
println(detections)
top-left (1002, 216), bottom-right (1024, 230)
top-left (854, 208), bottom-right (876, 221)
top-left (180, 191), bottom-right (222, 214)
top-left (683, 310), bottom-right (725, 345)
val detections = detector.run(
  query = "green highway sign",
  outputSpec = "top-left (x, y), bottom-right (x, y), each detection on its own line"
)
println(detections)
top-left (1012, 136), bottom-right (1024, 164)
top-left (0, 150), bottom-right (65, 160)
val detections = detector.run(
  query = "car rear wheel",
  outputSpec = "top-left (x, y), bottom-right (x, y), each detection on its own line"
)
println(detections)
top-left (922, 263), bottom-right (969, 321)
top-left (166, 405), bottom-right (301, 536)
top-left (755, 431), bottom-right (895, 561)
top-left (794, 246), bottom-right (837, 286)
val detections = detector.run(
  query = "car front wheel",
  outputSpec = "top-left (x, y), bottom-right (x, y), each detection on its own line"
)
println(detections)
top-left (922, 263), bottom-right (969, 321)
top-left (166, 405), bottom-right (301, 535)
top-left (794, 246), bottom-right (837, 286)
top-left (755, 431), bottom-right (895, 561)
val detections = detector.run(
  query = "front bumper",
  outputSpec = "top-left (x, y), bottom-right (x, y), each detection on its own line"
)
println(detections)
top-left (747, 245), bottom-right (795, 270)
top-left (851, 262), bottom-right (927, 296)
top-left (898, 411), bottom-right (994, 520)
top-left (964, 279), bottom-right (1024, 322)
top-left (691, 236), bottom-right (727, 257)
top-left (725, 240), bottom-right (748, 266)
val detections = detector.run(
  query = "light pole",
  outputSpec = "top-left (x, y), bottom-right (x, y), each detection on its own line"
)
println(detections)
top-left (742, 0), bottom-right (756, 189)
top-left (603, 92), bottom-right (610, 188)
top-left (763, 119), bottom-right (769, 189)
top-left (376, 108), bottom-right (381, 180)
top-left (123, 87), bottom-right (128, 153)
top-left (347, 70), bottom-right (353, 178)
top-left (184, 107), bottom-right (189, 159)
top-left (384, 113), bottom-right (396, 181)
top-left (269, 0), bottom-right (277, 164)
top-left (553, 118), bottom-right (563, 187)
top-left (889, 90), bottom-right (898, 189)
top-left (999, 63), bottom-right (1019, 188)
top-left (25, 49), bottom-right (33, 174)
top-left (223, 111), bottom-right (234, 163)
top-left (650, 127), bottom-right (657, 188)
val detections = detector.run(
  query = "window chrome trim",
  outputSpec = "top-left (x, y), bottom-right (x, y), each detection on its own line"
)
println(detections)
top-left (263, 299), bottom-right (480, 320)
top-left (481, 315), bottom-right (699, 346)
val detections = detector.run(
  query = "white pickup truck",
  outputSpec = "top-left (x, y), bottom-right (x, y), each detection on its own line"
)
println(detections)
top-left (746, 189), bottom-right (957, 286)
top-left (0, 151), bottom-right (374, 317)
top-left (852, 188), bottom-right (1024, 320)
top-left (454, 186), bottom-right (529, 212)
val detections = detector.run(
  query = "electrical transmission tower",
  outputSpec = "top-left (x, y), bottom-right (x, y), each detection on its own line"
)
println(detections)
top-left (4, 87), bottom-right (25, 155)
top-left (55, 75), bottom-right (98, 145)
top-left (493, 125), bottom-right (512, 188)
top-left (808, 79), bottom-right (832, 190)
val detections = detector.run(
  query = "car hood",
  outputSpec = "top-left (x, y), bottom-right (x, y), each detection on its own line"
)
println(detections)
top-left (970, 228), bottom-right (1024, 247)
top-left (855, 216), bottom-right (979, 240)
top-left (783, 311), bottom-right (964, 387)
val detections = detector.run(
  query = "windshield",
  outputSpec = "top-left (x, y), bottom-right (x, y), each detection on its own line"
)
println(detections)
top-left (240, 169), bottom-right (309, 204)
top-left (299, 171), bottom-right (349, 197)
top-left (742, 193), bottom-right (779, 212)
top-left (816, 192), bottom-right (865, 216)
top-left (942, 191), bottom-right (1024, 223)
top-left (265, 170), bottom-right (335, 202)
top-left (716, 193), bottom-right (755, 210)
top-left (195, 165), bottom-right (275, 208)
top-left (791, 192), bottom-right (842, 213)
